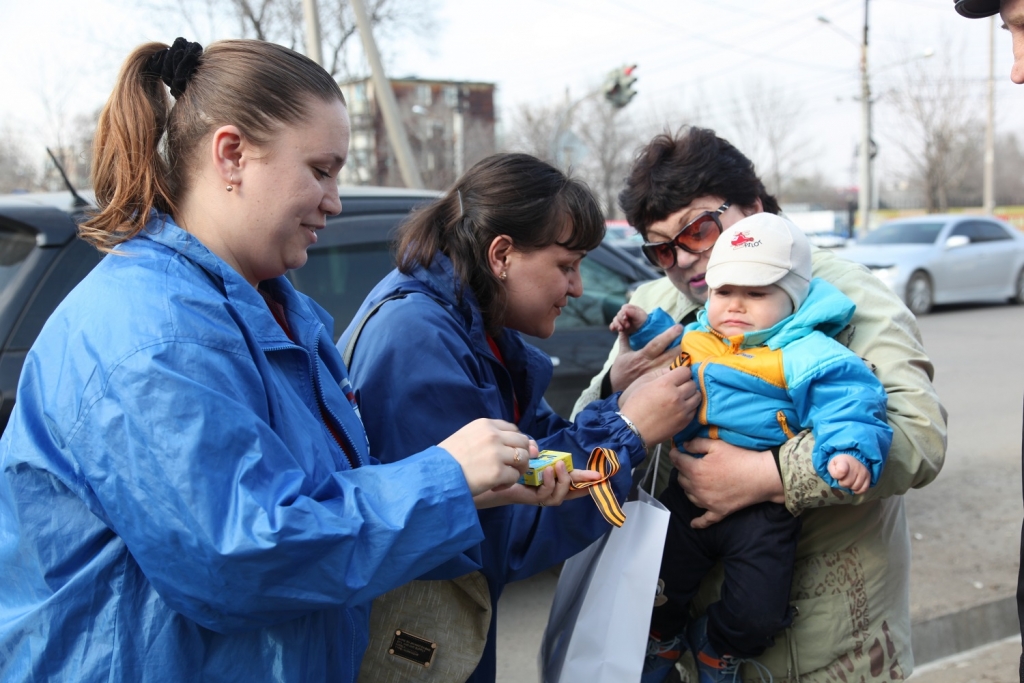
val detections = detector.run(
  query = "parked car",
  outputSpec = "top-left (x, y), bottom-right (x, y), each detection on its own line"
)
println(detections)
top-left (782, 209), bottom-right (851, 249)
top-left (841, 214), bottom-right (1024, 316)
top-left (603, 219), bottom-right (647, 266)
top-left (0, 192), bottom-right (103, 431)
top-left (0, 188), bottom-right (659, 429)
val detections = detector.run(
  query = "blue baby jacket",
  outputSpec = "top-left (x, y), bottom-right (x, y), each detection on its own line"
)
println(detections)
top-left (630, 279), bottom-right (892, 490)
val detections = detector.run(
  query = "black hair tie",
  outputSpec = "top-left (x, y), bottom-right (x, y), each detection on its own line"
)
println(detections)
top-left (144, 37), bottom-right (203, 99)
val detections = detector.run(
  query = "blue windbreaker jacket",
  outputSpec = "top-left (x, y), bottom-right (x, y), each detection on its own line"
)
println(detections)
top-left (0, 215), bottom-right (484, 682)
top-left (630, 279), bottom-right (892, 490)
top-left (339, 252), bottom-right (648, 683)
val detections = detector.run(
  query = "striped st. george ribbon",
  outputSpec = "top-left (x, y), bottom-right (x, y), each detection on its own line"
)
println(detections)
top-left (569, 447), bottom-right (626, 527)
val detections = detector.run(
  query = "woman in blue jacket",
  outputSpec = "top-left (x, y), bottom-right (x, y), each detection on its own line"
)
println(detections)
top-left (0, 39), bottom-right (539, 683)
top-left (341, 153), bottom-right (700, 682)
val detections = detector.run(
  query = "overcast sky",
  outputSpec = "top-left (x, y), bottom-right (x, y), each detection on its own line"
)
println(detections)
top-left (0, 0), bottom-right (1018, 188)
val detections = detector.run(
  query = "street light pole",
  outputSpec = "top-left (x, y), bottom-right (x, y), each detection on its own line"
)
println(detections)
top-left (984, 14), bottom-right (996, 214)
top-left (351, 0), bottom-right (424, 189)
top-left (548, 65), bottom-right (638, 169)
top-left (549, 89), bottom-right (598, 168)
top-left (858, 0), bottom-right (872, 234)
top-left (301, 0), bottom-right (323, 66)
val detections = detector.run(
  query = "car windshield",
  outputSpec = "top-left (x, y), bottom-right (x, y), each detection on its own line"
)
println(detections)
top-left (859, 222), bottom-right (944, 245)
top-left (0, 223), bottom-right (38, 295)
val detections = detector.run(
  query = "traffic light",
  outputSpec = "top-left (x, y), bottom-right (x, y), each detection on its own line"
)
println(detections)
top-left (603, 64), bottom-right (638, 109)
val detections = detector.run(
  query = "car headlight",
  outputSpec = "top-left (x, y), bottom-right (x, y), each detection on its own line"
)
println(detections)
top-left (867, 265), bottom-right (899, 283)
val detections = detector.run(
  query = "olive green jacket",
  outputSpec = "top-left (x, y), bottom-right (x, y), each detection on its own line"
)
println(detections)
top-left (571, 248), bottom-right (948, 682)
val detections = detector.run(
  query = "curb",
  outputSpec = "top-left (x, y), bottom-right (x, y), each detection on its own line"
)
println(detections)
top-left (912, 596), bottom-right (1020, 665)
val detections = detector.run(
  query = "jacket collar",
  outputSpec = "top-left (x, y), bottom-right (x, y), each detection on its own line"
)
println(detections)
top-left (363, 251), bottom-right (553, 420)
top-left (411, 251), bottom-right (480, 331)
top-left (137, 212), bottom-right (322, 349)
top-left (694, 278), bottom-right (855, 350)
top-left (369, 251), bottom-right (490, 356)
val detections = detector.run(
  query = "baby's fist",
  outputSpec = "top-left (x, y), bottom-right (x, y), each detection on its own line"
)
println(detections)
top-left (828, 454), bottom-right (870, 495)
top-left (610, 303), bottom-right (648, 333)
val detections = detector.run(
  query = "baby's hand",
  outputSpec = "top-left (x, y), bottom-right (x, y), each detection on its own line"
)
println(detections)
top-left (609, 303), bottom-right (648, 334)
top-left (827, 454), bottom-right (870, 494)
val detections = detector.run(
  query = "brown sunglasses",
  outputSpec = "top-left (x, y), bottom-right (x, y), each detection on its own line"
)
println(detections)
top-left (640, 202), bottom-right (730, 269)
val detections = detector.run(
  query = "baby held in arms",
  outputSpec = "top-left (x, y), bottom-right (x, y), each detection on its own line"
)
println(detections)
top-left (623, 213), bottom-right (893, 682)
top-left (614, 212), bottom-right (891, 494)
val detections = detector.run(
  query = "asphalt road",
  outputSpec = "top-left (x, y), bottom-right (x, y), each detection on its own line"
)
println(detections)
top-left (494, 301), bottom-right (1024, 683)
top-left (909, 635), bottom-right (1020, 683)
top-left (906, 303), bottom-right (1024, 622)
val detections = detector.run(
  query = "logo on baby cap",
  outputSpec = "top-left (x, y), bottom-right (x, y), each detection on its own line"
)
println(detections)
top-left (730, 231), bottom-right (760, 248)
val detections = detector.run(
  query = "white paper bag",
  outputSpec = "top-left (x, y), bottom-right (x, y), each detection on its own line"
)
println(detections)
top-left (539, 485), bottom-right (670, 683)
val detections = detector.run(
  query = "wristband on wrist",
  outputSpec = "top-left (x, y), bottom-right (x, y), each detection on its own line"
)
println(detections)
top-left (615, 411), bottom-right (647, 449)
top-left (770, 446), bottom-right (782, 476)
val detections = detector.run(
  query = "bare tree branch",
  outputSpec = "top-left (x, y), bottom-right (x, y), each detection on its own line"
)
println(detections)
top-left (725, 80), bottom-right (812, 198)
top-left (503, 100), bottom-right (566, 165)
top-left (152, 0), bottom-right (435, 78)
top-left (0, 124), bottom-right (41, 193)
top-left (881, 39), bottom-right (980, 212)
top-left (575, 100), bottom-right (643, 219)
top-left (504, 96), bottom-right (646, 219)
top-left (230, 0), bottom-right (271, 40)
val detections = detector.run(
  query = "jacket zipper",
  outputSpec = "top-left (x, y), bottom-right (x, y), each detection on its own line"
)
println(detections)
top-left (309, 328), bottom-right (362, 470)
top-left (268, 333), bottom-right (362, 471)
top-left (697, 361), bottom-right (710, 425)
top-left (696, 331), bottom-right (751, 428)
top-left (776, 410), bottom-right (796, 440)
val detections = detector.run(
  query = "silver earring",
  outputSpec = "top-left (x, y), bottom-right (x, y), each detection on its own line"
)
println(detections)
top-left (226, 185), bottom-right (233, 192)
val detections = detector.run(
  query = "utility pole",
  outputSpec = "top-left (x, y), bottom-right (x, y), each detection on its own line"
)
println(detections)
top-left (301, 0), bottom-right (323, 66)
top-left (984, 14), bottom-right (996, 214)
top-left (351, 0), bottom-right (425, 189)
top-left (858, 0), bottom-right (872, 234)
top-left (452, 87), bottom-right (466, 179)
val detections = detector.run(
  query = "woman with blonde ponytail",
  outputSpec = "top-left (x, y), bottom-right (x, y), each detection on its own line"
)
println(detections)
top-left (0, 38), bottom-right (545, 683)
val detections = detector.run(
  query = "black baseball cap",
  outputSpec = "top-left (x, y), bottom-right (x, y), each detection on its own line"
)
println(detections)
top-left (954, 0), bottom-right (1001, 18)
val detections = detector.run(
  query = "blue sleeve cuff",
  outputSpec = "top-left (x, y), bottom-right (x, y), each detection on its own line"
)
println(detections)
top-left (629, 308), bottom-right (680, 351)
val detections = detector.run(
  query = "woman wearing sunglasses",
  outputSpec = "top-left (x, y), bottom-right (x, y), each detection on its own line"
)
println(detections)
top-left (573, 127), bottom-right (947, 683)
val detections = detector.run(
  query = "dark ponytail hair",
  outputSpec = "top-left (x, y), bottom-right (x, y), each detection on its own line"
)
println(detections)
top-left (82, 39), bottom-right (345, 251)
top-left (396, 153), bottom-right (604, 335)
top-left (620, 126), bottom-right (781, 238)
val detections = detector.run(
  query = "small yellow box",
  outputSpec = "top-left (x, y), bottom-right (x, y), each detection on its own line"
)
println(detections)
top-left (518, 450), bottom-right (574, 486)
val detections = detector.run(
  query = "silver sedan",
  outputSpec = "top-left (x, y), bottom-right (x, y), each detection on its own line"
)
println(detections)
top-left (840, 214), bottom-right (1024, 315)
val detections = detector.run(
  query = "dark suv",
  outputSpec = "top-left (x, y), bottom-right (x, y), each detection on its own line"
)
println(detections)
top-left (0, 188), bottom-right (658, 428)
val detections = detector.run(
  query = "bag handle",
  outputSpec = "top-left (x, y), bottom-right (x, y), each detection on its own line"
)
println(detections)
top-left (640, 443), bottom-right (662, 498)
top-left (341, 294), bottom-right (408, 366)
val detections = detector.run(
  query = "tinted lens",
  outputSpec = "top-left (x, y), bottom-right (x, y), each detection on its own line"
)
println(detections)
top-left (640, 210), bottom-right (724, 269)
top-left (678, 213), bottom-right (721, 253)
top-left (641, 242), bottom-right (675, 268)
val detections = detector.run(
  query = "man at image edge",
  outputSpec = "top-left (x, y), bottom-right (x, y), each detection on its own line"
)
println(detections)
top-left (953, 2), bottom-right (1024, 680)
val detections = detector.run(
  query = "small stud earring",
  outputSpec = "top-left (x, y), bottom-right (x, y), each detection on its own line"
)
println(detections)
top-left (499, 271), bottom-right (507, 281)
top-left (226, 185), bottom-right (233, 192)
